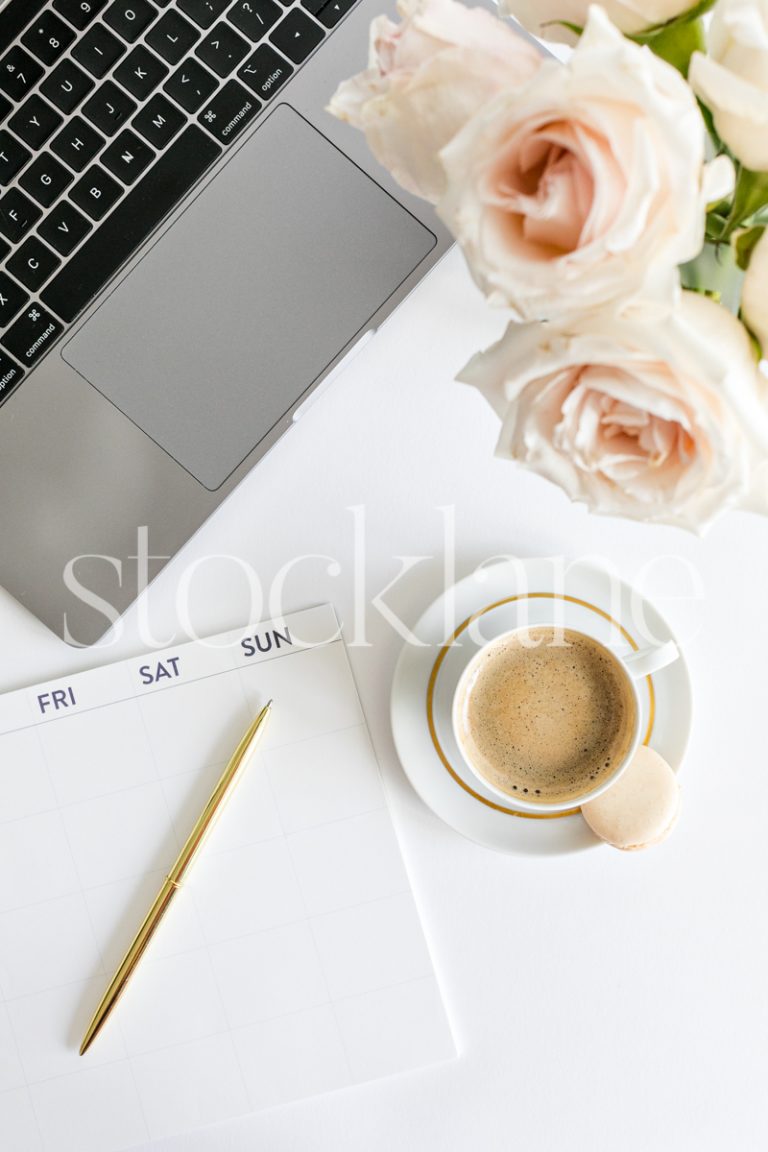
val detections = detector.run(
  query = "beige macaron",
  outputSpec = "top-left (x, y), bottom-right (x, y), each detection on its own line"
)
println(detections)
top-left (581, 745), bottom-right (680, 850)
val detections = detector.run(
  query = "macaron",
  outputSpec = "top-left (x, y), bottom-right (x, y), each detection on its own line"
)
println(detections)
top-left (581, 745), bottom-right (680, 851)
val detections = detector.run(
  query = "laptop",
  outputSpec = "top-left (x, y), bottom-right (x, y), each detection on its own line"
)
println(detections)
top-left (0, 0), bottom-right (454, 645)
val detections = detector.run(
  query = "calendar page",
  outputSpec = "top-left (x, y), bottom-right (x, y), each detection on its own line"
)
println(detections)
top-left (0, 604), bottom-right (455, 1151)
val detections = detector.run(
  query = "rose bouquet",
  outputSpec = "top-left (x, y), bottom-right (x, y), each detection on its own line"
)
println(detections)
top-left (328, 0), bottom-right (768, 531)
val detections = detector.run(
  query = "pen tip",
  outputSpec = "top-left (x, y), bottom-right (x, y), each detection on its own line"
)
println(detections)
top-left (79, 1018), bottom-right (101, 1055)
top-left (266, 699), bottom-right (273, 709)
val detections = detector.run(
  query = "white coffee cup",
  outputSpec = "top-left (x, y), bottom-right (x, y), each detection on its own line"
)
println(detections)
top-left (451, 626), bottom-right (679, 813)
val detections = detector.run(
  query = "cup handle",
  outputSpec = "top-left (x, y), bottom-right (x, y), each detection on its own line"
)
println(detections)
top-left (622, 640), bottom-right (679, 680)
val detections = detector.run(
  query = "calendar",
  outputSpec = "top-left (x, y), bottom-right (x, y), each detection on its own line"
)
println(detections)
top-left (0, 604), bottom-right (454, 1151)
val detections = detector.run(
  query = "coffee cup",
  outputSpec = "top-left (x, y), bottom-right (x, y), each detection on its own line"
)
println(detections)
top-left (451, 625), bottom-right (679, 814)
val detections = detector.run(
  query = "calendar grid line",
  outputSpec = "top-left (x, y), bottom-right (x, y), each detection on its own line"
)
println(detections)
top-left (0, 718), bottom-right (370, 829)
top-left (267, 758), bottom-right (357, 1089)
top-left (0, 971), bottom-right (442, 1100)
top-left (0, 799), bottom-right (392, 921)
top-left (0, 883), bottom-right (414, 1014)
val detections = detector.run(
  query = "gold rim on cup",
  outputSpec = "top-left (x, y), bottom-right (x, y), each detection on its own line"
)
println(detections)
top-left (425, 593), bottom-right (656, 821)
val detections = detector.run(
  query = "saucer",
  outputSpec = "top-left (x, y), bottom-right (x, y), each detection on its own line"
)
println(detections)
top-left (390, 559), bottom-right (693, 855)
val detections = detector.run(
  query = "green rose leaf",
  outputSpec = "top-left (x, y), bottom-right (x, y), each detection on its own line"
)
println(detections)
top-left (710, 167), bottom-right (768, 243)
top-left (631, 0), bottom-right (716, 76)
top-left (636, 0), bottom-right (717, 37)
top-left (540, 19), bottom-right (583, 37)
top-left (730, 168), bottom-right (768, 229)
top-left (734, 226), bottom-right (766, 272)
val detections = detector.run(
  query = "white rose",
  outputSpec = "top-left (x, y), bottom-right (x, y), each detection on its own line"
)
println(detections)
top-left (689, 0), bottom-right (768, 172)
top-left (500, 0), bottom-right (694, 41)
top-left (741, 229), bottom-right (768, 354)
top-left (457, 292), bottom-right (768, 532)
top-left (438, 7), bottom-right (724, 320)
top-left (327, 0), bottom-right (541, 203)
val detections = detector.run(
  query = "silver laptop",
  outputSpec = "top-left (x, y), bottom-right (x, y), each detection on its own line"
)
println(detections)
top-left (0, 0), bottom-right (452, 645)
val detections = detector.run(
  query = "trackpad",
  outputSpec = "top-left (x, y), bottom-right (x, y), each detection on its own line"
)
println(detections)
top-left (63, 105), bottom-right (435, 490)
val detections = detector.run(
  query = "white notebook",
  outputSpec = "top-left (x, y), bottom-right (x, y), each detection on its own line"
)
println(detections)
top-left (0, 605), bottom-right (455, 1151)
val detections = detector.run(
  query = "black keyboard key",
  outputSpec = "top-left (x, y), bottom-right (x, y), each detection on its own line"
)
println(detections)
top-left (43, 125), bottom-right (220, 322)
top-left (9, 96), bottom-right (63, 150)
top-left (229, 0), bottom-right (281, 40)
top-left (164, 57), bottom-right (216, 112)
top-left (301, 0), bottom-right (356, 27)
top-left (0, 95), bottom-right (10, 124)
top-left (101, 128), bottom-right (153, 183)
top-left (0, 238), bottom-right (10, 262)
top-left (41, 60), bottom-right (95, 115)
top-left (19, 153), bottom-right (73, 207)
top-left (0, 350), bottom-right (24, 405)
top-left (104, 0), bottom-right (158, 43)
top-left (51, 116), bottom-right (105, 172)
top-left (196, 22), bottom-right (249, 77)
top-left (198, 79), bottom-right (258, 143)
top-left (7, 237), bottom-right (61, 291)
top-left (2, 303), bottom-right (61, 366)
top-left (270, 10), bottom-right (323, 63)
top-left (132, 92), bottom-right (184, 147)
top-left (21, 11), bottom-right (76, 66)
top-left (0, 271), bottom-right (28, 327)
top-left (70, 163), bottom-right (122, 219)
top-left (0, 47), bottom-right (45, 103)
top-left (113, 45), bottom-right (168, 100)
top-left (178, 0), bottom-right (231, 29)
top-left (146, 11), bottom-right (199, 65)
top-left (83, 80), bottom-right (136, 135)
top-left (38, 199), bottom-right (92, 255)
top-left (0, 2), bottom-right (49, 47)
top-left (0, 130), bottom-right (30, 185)
top-left (0, 189), bottom-right (41, 244)
top-left (237, 44), bottom-right (291, 100)
top-left (53, 0), bottom-right (109, 31)
top-left (72, 23), bottom-right (126, 78)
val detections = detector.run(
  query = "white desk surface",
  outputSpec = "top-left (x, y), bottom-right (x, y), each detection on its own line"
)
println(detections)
top-left (2, 248), bottom-right (765, 1151)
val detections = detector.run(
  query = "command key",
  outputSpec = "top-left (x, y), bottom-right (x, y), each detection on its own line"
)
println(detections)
top-left (198, 80), bottom-right (260, 145)
top-left (1, 303), bottom-right (61, 367)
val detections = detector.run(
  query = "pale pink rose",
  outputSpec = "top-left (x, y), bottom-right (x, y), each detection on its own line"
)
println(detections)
top-left (690, 0), bottom-right (768, 172)
top-left (457, 292), bottom-right (768, 532)
top-left (327, 0), bottom-right (541, 203)
top-left (438, 6), bottom-right (728, 320)
top-left (500, 0), bottom-right (694, 42)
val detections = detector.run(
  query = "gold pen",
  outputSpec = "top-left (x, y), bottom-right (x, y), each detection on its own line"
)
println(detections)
top-left (80, 699), bottom-right (273, 1056)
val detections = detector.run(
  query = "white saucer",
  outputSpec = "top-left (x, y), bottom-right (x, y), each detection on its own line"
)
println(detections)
top-left (390, 559), bottom-right (693, 855)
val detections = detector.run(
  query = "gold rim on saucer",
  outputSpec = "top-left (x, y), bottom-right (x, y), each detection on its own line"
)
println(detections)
top-left (426, 592), bottom-right (656, 821)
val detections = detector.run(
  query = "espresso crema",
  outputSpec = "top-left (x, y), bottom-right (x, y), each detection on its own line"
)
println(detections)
top-left (455, 628), bottom-right (636, 803)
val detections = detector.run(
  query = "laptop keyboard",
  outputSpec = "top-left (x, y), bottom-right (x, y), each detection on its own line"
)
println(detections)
top-left (0, 0), bottom-right (359, 405)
